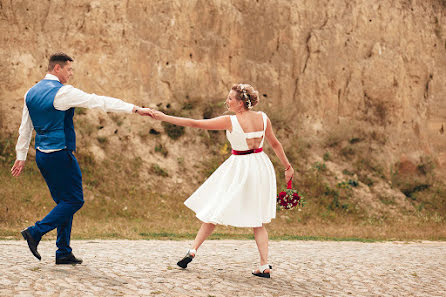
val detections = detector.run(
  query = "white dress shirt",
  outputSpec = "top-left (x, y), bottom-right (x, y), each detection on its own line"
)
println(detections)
top-left (15, 74), bottom-right (135, 160)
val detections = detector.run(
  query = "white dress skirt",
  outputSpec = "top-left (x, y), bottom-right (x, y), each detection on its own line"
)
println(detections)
top-left (184, 112), bottom-right (277, 227)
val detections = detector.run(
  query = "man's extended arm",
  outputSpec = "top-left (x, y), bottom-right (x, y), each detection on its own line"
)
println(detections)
top-left (54, 85), bottom-right (137, 113)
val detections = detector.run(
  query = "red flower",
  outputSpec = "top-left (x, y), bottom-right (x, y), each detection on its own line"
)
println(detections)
top-left (292, 193), bottom-right (301, 202)
top-left (278, 192), bottom-right (287, 199)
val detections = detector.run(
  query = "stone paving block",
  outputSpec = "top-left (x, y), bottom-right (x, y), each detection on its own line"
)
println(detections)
top-left (1, 240), bottom-right (446, 296)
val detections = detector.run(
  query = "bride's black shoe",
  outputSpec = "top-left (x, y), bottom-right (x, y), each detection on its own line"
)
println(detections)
top-left (252, 264), bottom-right (272, 278)
top-left (177, 249), bottom-right (196, 269)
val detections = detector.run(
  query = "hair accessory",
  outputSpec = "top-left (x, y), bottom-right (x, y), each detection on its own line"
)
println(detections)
top-left (240, 84), bottom-right (253, 109)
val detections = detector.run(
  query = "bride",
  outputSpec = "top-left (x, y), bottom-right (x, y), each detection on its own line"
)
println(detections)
top-left (149, 84), bottom-right (294, 278)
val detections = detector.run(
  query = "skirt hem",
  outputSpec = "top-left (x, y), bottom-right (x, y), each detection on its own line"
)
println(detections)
top-left (194, 213), bottom-right (275, 228)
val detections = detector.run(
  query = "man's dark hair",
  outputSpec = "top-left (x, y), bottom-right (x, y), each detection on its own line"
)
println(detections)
top-left (48, 53), bottom-right (73, 71)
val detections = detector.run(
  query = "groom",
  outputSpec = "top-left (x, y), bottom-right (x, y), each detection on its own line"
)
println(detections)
top-left (11, 52), bottom-right (153, 264)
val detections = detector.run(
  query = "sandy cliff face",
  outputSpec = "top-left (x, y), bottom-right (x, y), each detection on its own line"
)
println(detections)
top-left (0, 0), bottom-right (445, 182)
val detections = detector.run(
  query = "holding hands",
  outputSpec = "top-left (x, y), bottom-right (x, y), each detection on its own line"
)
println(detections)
top-left (134, 107), bottom-right (165, 120)
top-left (134, 107), bottom-right (155, 117)
top-left (150, 110), bottom-right (165, 120)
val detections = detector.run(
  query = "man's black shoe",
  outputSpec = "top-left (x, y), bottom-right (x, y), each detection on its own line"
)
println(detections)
top-left (21, 228), bottom-right (41, 260)
top-left (56, 253), bottom-right (83, 265)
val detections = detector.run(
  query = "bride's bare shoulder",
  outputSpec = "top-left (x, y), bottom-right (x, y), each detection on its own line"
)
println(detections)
top-left (256, 111), bottom-right (267, 117)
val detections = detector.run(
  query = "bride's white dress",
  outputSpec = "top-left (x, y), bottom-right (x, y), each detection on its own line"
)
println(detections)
top-left (184, 112), bottom-right (277, 227)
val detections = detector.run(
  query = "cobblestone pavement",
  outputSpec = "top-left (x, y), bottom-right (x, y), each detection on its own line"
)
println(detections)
top-left (1, 240), bottom-right (445, 296)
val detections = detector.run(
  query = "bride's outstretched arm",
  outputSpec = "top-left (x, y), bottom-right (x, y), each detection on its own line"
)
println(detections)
top-left (264, 118), bottom-right (294, 182)
top-left (151, 110), bottom-right (231, 131)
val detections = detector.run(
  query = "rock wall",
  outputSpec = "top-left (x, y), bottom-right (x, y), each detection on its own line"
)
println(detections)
top-left (0, 0), bottom-right (445, 178)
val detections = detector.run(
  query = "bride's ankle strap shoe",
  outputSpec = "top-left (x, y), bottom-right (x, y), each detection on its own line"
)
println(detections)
top-left (252, 264), bottom-right (272, 278)
top-left (177, 249), bottom-right (196, 269)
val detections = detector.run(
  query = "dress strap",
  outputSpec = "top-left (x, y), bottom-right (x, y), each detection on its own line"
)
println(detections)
top-left (244, 131), bottom-right (264, 138)
top-left (259, 112), bottom-right (268, 148)
top-left (229, 115), bottom-right (242, 133)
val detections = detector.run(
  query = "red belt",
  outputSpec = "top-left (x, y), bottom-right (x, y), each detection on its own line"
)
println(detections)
top-left (231, 148), bottom-right (263, 155)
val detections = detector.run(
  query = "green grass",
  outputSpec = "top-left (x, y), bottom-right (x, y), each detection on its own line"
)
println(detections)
top-left (151, 163), bottom-right (168, 177)
top-left (1, 115), bottom-right (446, 242)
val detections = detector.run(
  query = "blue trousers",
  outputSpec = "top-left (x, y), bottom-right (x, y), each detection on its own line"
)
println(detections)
top-left (28, 149), bottom-right (84, 258)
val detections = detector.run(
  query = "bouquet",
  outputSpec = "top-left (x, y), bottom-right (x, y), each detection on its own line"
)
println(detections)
top-left (277, 179), bottom-right (305, 210)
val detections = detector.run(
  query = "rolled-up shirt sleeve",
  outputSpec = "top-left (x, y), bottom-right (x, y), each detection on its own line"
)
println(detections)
top-left (15, 93), bottom-right (34, 161)
top-left (53, 85), bottom-right (135, 113)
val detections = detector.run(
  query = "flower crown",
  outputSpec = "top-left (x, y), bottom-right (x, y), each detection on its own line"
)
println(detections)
top-left (240, 84), bottom-right (253, 109)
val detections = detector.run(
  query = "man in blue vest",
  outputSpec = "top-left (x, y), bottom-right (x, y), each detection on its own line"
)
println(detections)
top-left (11, 53), bottom-right (153, 264)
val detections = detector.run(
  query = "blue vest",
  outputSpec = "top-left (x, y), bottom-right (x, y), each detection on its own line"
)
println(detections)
top-left (26, 79), bottom-right (76, 151)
